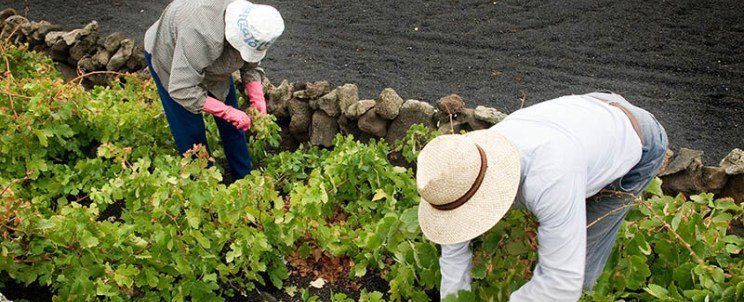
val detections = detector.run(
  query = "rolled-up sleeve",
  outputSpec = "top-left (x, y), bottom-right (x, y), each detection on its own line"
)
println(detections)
top-left (239, 61), bottom-right (265, 84)
top-left (167, 11), bottom-right (222, 114)
top-left (510, 171), bottom-right (587, 301)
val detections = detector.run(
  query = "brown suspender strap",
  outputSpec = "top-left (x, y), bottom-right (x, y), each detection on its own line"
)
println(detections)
top-left (593, 97), bottom-right (644, 142)
top-left (608, 102), bottom-right (644, 142)
top-left (431, 145), bottom-right (488, 211)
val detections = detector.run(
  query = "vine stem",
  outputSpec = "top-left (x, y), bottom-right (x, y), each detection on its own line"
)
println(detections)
top-left (519, 90), bottom-right (527, 109)
top-left (1, 43), bottom-right (17, 116)
top-left (590, 189), bottom-right (713, 271)
top-left (586, 203), bottom-right (636, 229)
top-left (0, 175), bottom-right (29, 198)
top-left (14, 255), bottom-right (52, 263)
top-left (587, 190), bottom-right (713, 271)
top-left (448, 113), bottom-right (454, 133)
top-left (3, 25), bottom-right (21, 44)
top-left (69, 70), bottom-right (127, 85)
top-left (638, 198), bottom-right (711, 270)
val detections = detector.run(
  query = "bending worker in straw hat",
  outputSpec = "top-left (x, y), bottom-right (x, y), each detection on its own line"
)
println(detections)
top-left (144, 0), bottom-right (284, 178)
top-left (417, 92), bottom-right (668, 300)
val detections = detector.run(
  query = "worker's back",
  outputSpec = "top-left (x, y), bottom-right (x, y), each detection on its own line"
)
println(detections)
top-left (493, 92), bottom-right (644, 200)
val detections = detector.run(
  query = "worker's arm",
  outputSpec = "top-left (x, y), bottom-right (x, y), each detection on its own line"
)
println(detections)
top-left (439, 241), bottom-right (473, 300)
top-left (510, 170), bottom-right (587, 302)
top-left (240, 62), bottom-right (267, 114)
top-left (167, 9), bottom-right (223, 114)
top-left (240, 62), bottom-right (265, 83)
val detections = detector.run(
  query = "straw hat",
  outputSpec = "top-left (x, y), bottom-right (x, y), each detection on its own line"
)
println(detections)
top-left (417, 129), bottom-right (521, 245)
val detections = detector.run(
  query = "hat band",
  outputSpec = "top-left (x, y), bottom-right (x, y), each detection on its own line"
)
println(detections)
top-left (431, 144), bottom-right (488, 211)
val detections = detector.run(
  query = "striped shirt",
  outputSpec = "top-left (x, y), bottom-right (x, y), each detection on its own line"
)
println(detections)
top-left (144, 0), bottom-right (264, 114)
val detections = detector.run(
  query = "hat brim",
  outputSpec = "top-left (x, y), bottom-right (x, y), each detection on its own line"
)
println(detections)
top-left (238, 46), bottom-right (267, 63)
top-left (418, 129), bottom-right (521, 245)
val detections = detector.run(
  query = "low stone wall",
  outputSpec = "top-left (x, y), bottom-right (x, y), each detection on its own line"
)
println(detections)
top-left (659, 148), bottom-right (743, 202)
top-left (262, 79), bottom-right (507, 148)
top-left (0, 8), bottom-right (146, 87)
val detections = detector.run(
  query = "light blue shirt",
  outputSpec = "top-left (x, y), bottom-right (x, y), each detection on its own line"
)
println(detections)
top-left (440, 93), bottom-right (642, 301)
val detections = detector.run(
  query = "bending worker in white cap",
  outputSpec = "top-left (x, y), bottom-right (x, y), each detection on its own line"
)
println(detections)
top-left (416, 92), bottom-right (668, 301)
top-left (144, 0), bottom-right (284, 178)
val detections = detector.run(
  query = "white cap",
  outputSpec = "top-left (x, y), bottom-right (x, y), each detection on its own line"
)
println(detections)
top-left (225, 1), bottom-right (284, 63)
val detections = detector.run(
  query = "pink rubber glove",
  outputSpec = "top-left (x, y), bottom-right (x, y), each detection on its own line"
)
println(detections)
top-left (202, 97), bottom-right (251, 131)
top-left (245, 81), bottom-right (267, 115)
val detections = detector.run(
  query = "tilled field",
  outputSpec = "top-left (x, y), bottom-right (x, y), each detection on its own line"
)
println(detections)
top-left (0, 0), bottom-right (742, 162)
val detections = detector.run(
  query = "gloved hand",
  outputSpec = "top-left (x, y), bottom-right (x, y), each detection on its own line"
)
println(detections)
top-left (202, 97), bottom-right (251, 131)
top-left (245, 81), bottom-right (267, 115)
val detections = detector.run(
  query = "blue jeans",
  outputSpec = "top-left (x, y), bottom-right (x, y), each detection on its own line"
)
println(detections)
top-left (145, 52), bottom-right (252, 179)
top-left (583, 92), bottom-right (669, 290)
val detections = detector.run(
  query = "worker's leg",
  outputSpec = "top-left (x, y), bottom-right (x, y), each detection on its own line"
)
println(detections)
top-left (145, 52), bottom-right (209, 156)
top-left (584, 190), bottom-right (635, 290)
top-left (213, 78), bottom-right (253, 179)
top-left (584, 97), bottom-right (669, 290)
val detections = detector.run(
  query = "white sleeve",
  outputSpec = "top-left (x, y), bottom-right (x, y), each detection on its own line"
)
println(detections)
top-left (439, 241), bottom-right (473, 300)
top-left (510, 172), bottom-right (587, 302)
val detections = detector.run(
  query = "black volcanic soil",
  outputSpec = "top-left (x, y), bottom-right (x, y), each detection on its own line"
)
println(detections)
top-left (1, 0), bottom-right (742, 162)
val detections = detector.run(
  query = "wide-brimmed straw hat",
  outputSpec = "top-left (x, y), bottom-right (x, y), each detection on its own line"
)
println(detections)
top-left (417, 129), bottom-right (521, 245)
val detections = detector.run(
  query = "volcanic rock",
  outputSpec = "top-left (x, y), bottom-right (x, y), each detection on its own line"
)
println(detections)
top-left (294, 81), bottom-right (330, 99)
top-left (720, 148), bottom-right (744, 175)
top-left (474, 106), bottom-right (508, 124)
top-left (107, 38), bottom-right (134, 71)
top-left (61, 21), bottom-right (98, 45)
top-left (461, 108), bottom-right (490, 130)
top-left (21, 21), bottom-right (61, 44)
top-left (436, 94), bottom-right (465, 115)
top-left (269, 80), bottom-right (294, 103)
top-left (91, 48), bottom-right (111, 68)
top-left (0, 8), bottom-right (16, 24)
top-left (77, 56), bottom-right (96, 71)
top-left (288, 99), bottom-right (312, 135)
top-left (310, 89), bottom-right (341, 117)
top-left (103, 32), bottom-right (127, 53)
top-left (126, 45), bottom-right (147, 71)
top-left (376, 88), bottom-right (404, 120)
top-left (702, 166), bottom-right (728, 192)
top-left (310, 111), bottom-right (339, 147)
top-left (337, 83), bottom-right (359, 117)
top-left (358, 110), bottom-right (388, 137)
top-left (45, 31), bottom-right (65, 47)
top-left (267, 80), bottom-right (293, 120)
top-left (660, 148), bottom-right (704, 176)
top-left (69, 35), bottom-right (98, 62)
top-left (721, 175), bottom-right (743, 204)
top-left (660, 148), bottom-right (706, 194)
top-left (346, 99), bottom-right (377, 119)
top-left (386, 99), bottom-right (435, 143)
top-left (1, 15), bottom-right (28, 41)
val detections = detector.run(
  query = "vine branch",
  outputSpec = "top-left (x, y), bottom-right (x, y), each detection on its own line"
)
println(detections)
top-left (591, 189), bottom-right (712, 271)
top-left (70, 70), bottom-right (127, 85)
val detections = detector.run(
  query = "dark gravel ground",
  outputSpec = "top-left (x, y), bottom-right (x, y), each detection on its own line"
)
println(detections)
top-left (1, 0), bottom-right (742, 162)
